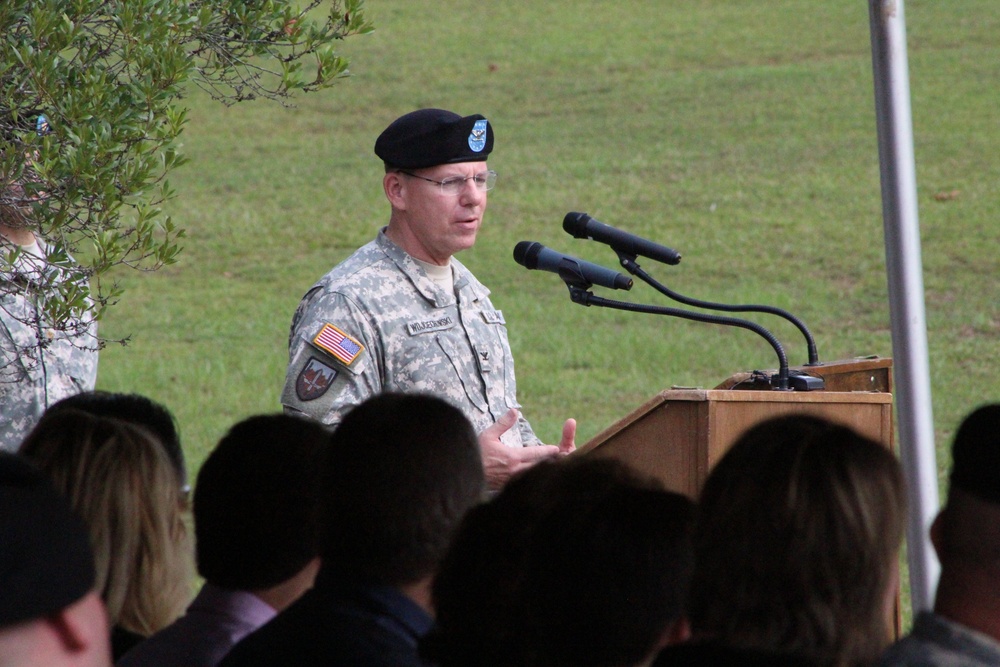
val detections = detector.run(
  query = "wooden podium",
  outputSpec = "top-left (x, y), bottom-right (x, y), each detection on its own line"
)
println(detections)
top-left (576, 356), bottom-right (901, 637)
top-left (576, 357), bottom-right (894, 497)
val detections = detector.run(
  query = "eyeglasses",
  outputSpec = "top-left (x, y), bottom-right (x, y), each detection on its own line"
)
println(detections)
top-left (399, 169), bottom-right (497, 196)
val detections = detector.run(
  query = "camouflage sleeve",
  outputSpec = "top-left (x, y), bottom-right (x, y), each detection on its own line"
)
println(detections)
top-left (517, 412), bottom-right (541, 446)
top-left (281, 289), bottom-right (381, 427)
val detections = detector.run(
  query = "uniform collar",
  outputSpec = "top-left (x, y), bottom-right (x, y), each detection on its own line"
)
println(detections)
top-left (375, 228), bottom-right (489, 307)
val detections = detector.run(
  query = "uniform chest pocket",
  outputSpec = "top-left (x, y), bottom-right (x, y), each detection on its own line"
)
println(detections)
top-left (436, 335), bottom-right (489, 412)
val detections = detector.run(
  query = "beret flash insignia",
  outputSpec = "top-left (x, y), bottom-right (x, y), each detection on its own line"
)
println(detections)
top-left (468, 119), bottom-right (488, 152)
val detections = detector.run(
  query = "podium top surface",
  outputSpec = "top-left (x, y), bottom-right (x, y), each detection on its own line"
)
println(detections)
top-left (579, 357), bottom-right (893, 455)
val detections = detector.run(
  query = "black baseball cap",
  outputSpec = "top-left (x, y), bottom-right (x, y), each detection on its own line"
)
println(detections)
top-left (0, 452), bottom-right (96, 628)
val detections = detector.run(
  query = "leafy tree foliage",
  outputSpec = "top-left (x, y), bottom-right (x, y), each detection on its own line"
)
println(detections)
top-left (0, 0), bottom-right (372, 353)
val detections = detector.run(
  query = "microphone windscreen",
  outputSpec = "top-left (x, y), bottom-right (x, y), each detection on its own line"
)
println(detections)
top-left (513, 241), bottom-right (541, 269)
top-left (562, 211), bottom-right (590, 237)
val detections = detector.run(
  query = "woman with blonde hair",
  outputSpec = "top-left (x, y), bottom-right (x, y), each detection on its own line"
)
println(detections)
top-left (18, 408), bottom-right (193, 660)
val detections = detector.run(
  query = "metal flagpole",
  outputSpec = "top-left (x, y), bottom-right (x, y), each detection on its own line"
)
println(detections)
top-left (867, 0), bottom-right (940, 613)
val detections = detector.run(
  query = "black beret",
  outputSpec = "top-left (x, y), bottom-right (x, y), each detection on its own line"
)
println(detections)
top-left (374, 108), bottom-right (493, 169)
top-left (949, 404), bottom-right (1000, 504)
top-left (0, 452), bottom-right (96, 628)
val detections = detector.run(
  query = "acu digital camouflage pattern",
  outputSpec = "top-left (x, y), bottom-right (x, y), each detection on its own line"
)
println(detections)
top-left (282, 229), bottom-right (540, 448)
top-left (0, 240), bottom-right (98, 451)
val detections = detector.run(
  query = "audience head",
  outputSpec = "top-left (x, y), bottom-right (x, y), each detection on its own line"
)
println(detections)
top-left (320, 392), bottom-right (484, 588)
top-left (932, 404), bottom-right (1000, 589)
top-left (45, 390), bottom-right (186, 491)
top-left (687, 414), bottom-right (906, 666)
top-left (0, 451), bottom-right (111, 666)
top-left (427, 457), bottom-right (695, 667)
top-left (17, 409), bottom-right (192, 638)
top-left (194, 414), bottom-right (327, 595)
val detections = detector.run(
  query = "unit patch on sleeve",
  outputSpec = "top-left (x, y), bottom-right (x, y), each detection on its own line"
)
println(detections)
top-left (296, 357), bottom-right (338, 401)
top-left (312, 323), bottom-right (365, 366)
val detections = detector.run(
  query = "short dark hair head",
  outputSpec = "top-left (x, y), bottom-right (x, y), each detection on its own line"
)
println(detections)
top-left (194, 414), bottom-right (328, 590)
top-left (948, 404), bottom-right (1000, 504)
top-left (518, 478), bottom-right (695, 667)
top-left (47, 391), bottom-right (186, 488)
top-left (688, 414), bottom-right (906, 666)
top-left (0, 452), bottom-right (96, 629)
top-left (425, 457), bottom-right (692, 667)
top-left (320, 393), bottom-right (484, 587)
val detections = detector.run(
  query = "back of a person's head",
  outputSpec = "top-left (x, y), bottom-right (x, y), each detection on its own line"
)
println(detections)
top-left (195, 413), bottom-right (327, 590)
top-left (688, 414), bottom-right (906, 666)
top-left (426, 456), bottom-right (693, 667)
top-left (425, 459), bottom-right (572, 667)
top-left (518, 471), bottom-right (695, 667)
top-left (0, 451), bottom-right (111, 666)
top-left (17, 409), bottom-right (192, 637)
top-left (320, 392), bottom-right (484, 587)
top-left (935, 404), bottom-right (1000, 568)
top-left (45, 390), bottom-right (186, 488)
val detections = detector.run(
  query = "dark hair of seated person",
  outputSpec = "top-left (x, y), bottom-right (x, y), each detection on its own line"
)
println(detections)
top-left (193, 413), bottom-right (328, 590)
top-left (424, 456), bottom-right (695, 667)
top-left (319, 392), bottom-right (485, 587)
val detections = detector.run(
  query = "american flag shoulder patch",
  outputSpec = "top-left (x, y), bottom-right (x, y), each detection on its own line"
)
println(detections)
top-left (312, 323), bottom-right (364, 366)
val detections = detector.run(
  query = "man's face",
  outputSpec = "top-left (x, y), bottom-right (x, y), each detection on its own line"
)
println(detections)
top-left (1, 152), bottom-right (46, 230)
top-left (388, 161), bottom-right (489, 265)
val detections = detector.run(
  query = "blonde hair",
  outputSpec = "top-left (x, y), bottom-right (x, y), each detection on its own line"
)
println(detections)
top-left (19, 409), bottom-right (192, 636)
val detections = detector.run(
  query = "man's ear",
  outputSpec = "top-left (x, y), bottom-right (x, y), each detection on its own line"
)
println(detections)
top-left (45, 609), bottom-right (88, 653)
top-left (44, 593), bottom-right (109, 657)
top-left (383, 171), bottom-right (407, 210)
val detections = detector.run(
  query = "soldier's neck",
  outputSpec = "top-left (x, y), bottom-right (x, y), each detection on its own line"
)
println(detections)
top-left (0, 223), bottom-right (36, 246)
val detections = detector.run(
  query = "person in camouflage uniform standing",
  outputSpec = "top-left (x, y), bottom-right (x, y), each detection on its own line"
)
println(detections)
top-left (282, 108), bottom-right (574, 489)
top-left (1, 113), bottom-right (98, 450)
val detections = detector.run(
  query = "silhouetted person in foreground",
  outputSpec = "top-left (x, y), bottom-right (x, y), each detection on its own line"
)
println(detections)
top-left (654, 414), bottom-right (906, 667)
top-left (220, 393), bottom-right (484, 667)
top-left (880, 404), bottom-right (1000, 667)
top-left (0, 451), bottom-right (111, 666)
top-left (118, 414), bottom-right (327, 667)
top-left (425, 457), bottom-right (695, 667)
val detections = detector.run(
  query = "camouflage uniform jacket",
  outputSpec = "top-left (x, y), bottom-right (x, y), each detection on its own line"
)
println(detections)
top-left (281, 229), bottom-right (539, 447)
top-left (1, 239), bottom-right (99, 451)
top-left (878, 612), bottom-right (1000, 667)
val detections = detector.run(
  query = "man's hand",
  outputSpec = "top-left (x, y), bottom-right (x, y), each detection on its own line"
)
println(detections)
top-left (479, 409), bottom-right (561, 491)
top-left (478, 410), bottom-right (578, 491)
top-left (558, 418), bottom-right (577, 454)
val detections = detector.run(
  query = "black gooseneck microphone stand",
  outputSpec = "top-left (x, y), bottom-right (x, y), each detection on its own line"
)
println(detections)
top-left (613, 251), bottom-right (821, 367)
top-left (556, 271), bottom-right (793, 391)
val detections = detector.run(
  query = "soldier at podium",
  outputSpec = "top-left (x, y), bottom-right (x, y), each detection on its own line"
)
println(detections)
top-left (281, 108), bottom-right (574, 489)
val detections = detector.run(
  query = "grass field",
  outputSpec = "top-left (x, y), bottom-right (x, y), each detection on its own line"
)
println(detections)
top-left (97, 0), bottom-right (997, 504)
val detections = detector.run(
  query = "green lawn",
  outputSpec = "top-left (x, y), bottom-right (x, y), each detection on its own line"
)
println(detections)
top-left (97, 0), bottom-right (998, 502)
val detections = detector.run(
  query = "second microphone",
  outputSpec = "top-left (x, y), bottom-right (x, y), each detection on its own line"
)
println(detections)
top-left (513, 241), bottom-right (633, 291)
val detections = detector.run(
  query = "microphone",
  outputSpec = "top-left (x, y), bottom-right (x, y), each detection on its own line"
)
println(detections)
top-left (563, 211), bottom-right (682, 265)
top-left (513, 241), bottom-right (633, 291)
